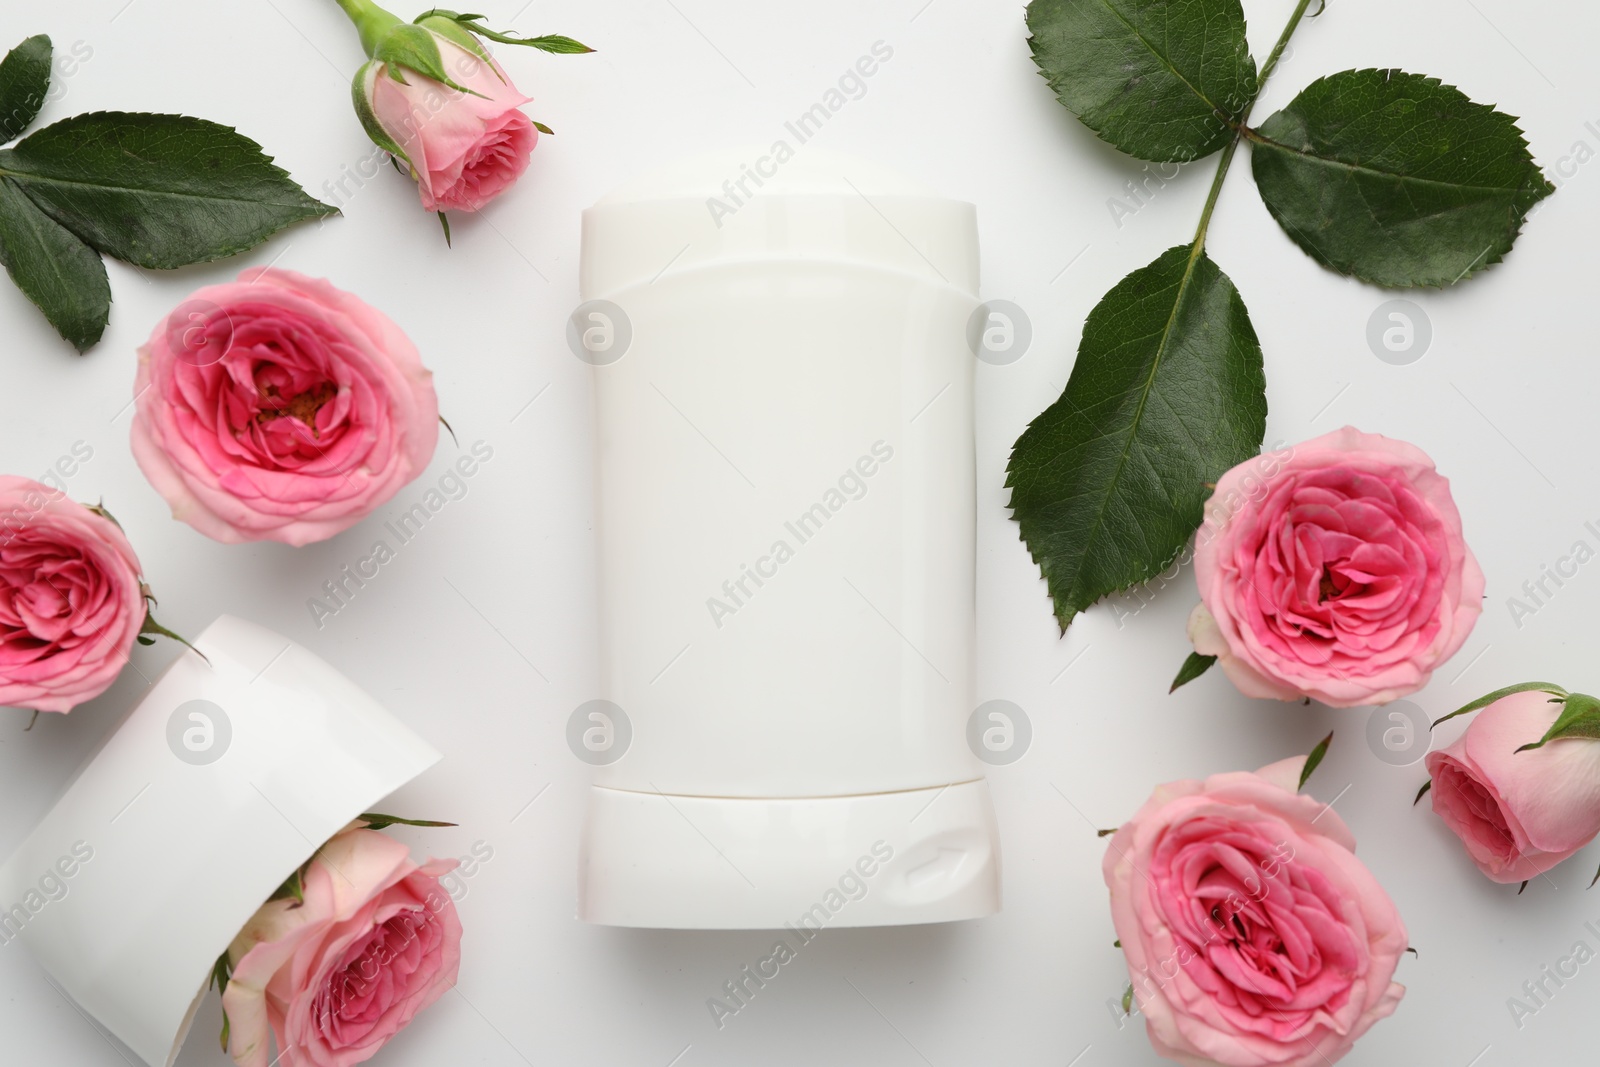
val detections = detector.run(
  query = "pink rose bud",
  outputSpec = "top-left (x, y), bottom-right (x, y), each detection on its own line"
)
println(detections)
top-left (0, 478), bottom-right (148, 713)
top-left (335, 0), bottom-right (591, 217)
top-left (221, 827), bottom-right (462, 1067)
top-left (1105, 752), bottom-right (1408, 1067)
top-left (1425, 685), bottom-right (1600, 884)
top-left (1187, 426), bottom-right (1483, 707)
top-left (131, 268), bottom-right (440, 546)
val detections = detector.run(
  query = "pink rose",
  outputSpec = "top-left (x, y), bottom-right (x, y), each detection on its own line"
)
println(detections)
top-left (1425, 689), bottom-right (1600, 883)
top-left (1105, 755), bottom-right (1407, 1067)
top-left (362, 31), bottom-right (537, 213)
top-left (0, 477), bottom-right (146, 713)
top-left (1189, 427), bottom-right (1483, 707)
top-left (222, 827), bottom-right (462, 1067)
top-left (131, 268), bottom-right (439, 546)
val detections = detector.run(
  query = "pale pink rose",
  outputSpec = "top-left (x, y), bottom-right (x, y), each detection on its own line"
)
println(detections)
top-left (1105, 755), bottom-right (1408, 1067)
top-left (1189, 427), bottom-right (1483, 707)
top-left (1425, 690), bottom-right (1600, 883)
top-left (131, 268), bottom-right (439, 546)
top-left (222, 828), bottom-right (462, 1067)
top-left (0, 477), bottom-right (145, 713)
top-left (364, 33), bottom-right (537, 213)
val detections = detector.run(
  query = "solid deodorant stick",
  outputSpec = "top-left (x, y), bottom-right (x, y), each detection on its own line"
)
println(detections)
top-left (575, 149), bottom-right (1000, 928)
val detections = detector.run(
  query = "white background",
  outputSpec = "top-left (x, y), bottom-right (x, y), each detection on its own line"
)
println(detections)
top-left (1, 0), bottom-right (1597, 1064)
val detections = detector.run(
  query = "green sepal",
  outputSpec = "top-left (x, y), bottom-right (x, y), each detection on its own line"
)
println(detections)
top-left (210, 949), bottom-right (234, 1051)
top-left (437, 209), bottom-right (451, 246)
top-left (208, 952), bottom-right (231, 995)
top-left (373, 22), bottom-right (486, 98)
top-left (491, 33), bottom-right (594, 54)
top-left (414, 10), bottom-right (594, 53)
top-left (1515, 692), bottom-right (1600, 753)
top-left (1121, 983), bottom-right (1134, 1015)
top-left (1298, 731), bottom-right (1332, 791)
top-left (415, 14), bottom-right (498, 75)
top-left (1170, 652), bottom-right (1216, 693)
top-left (356, 812), bottom-right (457, 831)
top-left (1413, 779), bottom-right (1431, 806)
top-left (81, 500), bottom-right (207, 662)
top-left (269, 863), bottom-right (307, 905)
top-left (533, 120), bottom-right (554, 135)
top-left (139, 608), bottom-right (206, 662)
top-left (1096, 827), bottom-right (1116, 838)
top-left (351, 60), bottom-right (411, 166)
top-left (1432, 682), bottom-right (1568, 728)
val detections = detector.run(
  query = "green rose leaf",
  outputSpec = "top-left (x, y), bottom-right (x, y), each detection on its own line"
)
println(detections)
top-left (1006, 245), bottom-right (1267, 631)
top-left (0, 176), bottom-right (109, 351)
top-left (1025, 0), bottom-right (1256, 163)
top-left (0, 112), bottom-right (336, 270)
top-left (1249, 69), bottom-right (1553, 287)
top-left (0, 34), bottom-right (52, 143)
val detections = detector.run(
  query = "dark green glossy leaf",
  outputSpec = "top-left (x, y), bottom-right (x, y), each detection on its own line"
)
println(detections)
top-left (0, 112), bottom-right (336, 269)
top-left (1249, 69), bottom-right (1553, 287)
top-left (1025, 0), bottom-right (1256, 162)
top-left (1006, 245), bottom-right (1267, 631)
top-left (0, 176), bottom-right (108, 351)
top-left (1299, 730), bottom-right (1332, 791)
top-left (0, 34), bottom-right (52, 143)
top-left (1169, 651), bottom-right (1216, 692)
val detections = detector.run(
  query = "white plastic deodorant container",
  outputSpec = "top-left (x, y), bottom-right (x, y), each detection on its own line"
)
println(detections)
top-left (575, 149), bottom-right (1000, 929)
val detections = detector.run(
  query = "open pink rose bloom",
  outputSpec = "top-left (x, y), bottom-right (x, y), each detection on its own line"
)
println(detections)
top-left (1426, 689), bottom-right (1600, 883)
top-left (131, 268), bottom-right (439, 547)
top-left (1190, 426), bottom-right (1483, 707)
top-left (1104, 756), bottom-right (1407, 1067)
top-left (222, 827), bottom-right (462, 1067)
top-left (0, 476), bottom-right (146, 713)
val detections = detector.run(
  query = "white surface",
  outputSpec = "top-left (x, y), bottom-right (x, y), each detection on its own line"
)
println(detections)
top-left (0, 615), bottom-right (440, 1067)
top-left (0, 0), bottom-right (1594, 1064)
